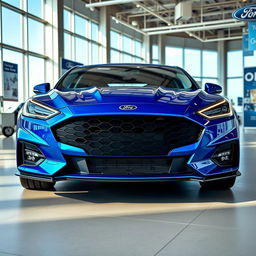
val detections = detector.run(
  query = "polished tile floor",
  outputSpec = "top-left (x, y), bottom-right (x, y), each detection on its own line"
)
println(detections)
top-left (0, 131), bottom-right (255, 256)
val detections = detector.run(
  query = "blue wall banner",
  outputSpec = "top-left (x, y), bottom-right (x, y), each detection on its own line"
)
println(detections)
top-left (61, 58), bottom-right (83, 75)
top-left (238, 97), bottom-right (243, 106)
top-left (248, 22), bottom-right (256, 50)
top-left (3, 61), bottom-right (18, 101)
top-left (243, 34), bottom-right (254, 56)
top-left (244, 67), bottom-right (256, 127)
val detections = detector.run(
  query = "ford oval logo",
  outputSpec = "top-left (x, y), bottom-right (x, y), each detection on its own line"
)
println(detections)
top-left (233, 5), bottom-right (256, 21)
top-left (66, 62), bottom-right (75, 69)
top-left (119, 105), bottom-right (137, 110)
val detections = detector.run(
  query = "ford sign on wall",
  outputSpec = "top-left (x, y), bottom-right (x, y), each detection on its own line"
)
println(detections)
top-left (233, 5), bottom-right (256, 21)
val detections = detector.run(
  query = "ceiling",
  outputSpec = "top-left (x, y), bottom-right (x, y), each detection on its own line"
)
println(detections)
top-left (84, 0), bottom-right (255, 42)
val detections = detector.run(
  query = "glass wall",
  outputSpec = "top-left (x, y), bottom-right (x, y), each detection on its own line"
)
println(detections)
top-left (165, 47), bottom-right (218, 86)
top-left (110, 30), bottom-right (144, 63)
top-left (1, 0), bottom-right (48, 108)
top-left (63, 8), bottom-right (101, 65)
top-left (152, 45), bottom-right (159, 64)
top-left (227, 50), bottom-right (243, 112)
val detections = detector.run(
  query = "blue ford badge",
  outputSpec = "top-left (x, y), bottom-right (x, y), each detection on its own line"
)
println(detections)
top-left (233, 5), bottom-right (256, 21)
top-left (119, 105), bottom-right (137, 110)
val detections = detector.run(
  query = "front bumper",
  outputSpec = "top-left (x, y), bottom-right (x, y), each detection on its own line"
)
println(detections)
top-left (16, 169), bottom-right (241, 183)
top-left (16, 111), bottom-right (240, 183)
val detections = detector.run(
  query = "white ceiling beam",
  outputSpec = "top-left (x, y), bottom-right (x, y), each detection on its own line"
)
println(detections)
top-left (143, 19), bottom-right (243, 32)
top-left (111, 17), bottom-right (146, 35)
top-left (137, 2), bottom-right (171, 25)
top-left (203, 36), bottom-right (243, 42)
top-left (85, 0), bottom-right (138, 8)
top-left (147, 22), bottom-right (245, 35)
top-left (116, 3), bottom-right (175, 15)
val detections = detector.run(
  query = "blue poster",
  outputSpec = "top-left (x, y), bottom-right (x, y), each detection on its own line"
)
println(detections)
top-left (3, 61), bottom-right (18, 101)
top-left (248, 22), bottom-right (256, 50)
top-left (61, 58), bottom-right (83, 75)
top-left (238, 97), bottom-right (243, 106)
top-left (244, 67), bottom-right (256, 127)
top-left (243, 34), bottom-right (254, 56)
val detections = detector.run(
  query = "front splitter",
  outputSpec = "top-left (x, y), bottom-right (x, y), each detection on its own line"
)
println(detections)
top-left (16, 170), bottom-right (241, 183)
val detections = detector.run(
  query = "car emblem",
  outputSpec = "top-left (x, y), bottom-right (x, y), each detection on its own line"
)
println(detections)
top-left (232, 5), bottom-right (256, 21)
top-left (119, 105), bottom-right (137, 110)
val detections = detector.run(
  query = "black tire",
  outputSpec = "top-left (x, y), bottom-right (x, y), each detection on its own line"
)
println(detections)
top-left (200, 177), bottom-right (236, 190)
top-left (2, 126), bottom-right (15, 137)
top-left (20, 177), bottom-right (55, 190)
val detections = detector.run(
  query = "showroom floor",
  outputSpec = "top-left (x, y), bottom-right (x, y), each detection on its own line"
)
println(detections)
top-left (0, 131), bottom-right (256, 256)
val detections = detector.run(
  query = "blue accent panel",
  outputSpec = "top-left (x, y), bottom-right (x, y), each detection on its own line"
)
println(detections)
top-left (17, 127), bottom-right (49, 146)
top-left (56, 173), bottom-right (202, 180)
top-left (170, 141), bottom-right (201, 156)
top-left (18, 160), bottom-right (65, 176)
top-left (58, 142), bottom-right (87, 156)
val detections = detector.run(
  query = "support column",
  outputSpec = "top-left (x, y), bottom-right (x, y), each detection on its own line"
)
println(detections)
top-left (44, 0), bottom-right (62, 85)
top-left (143, 34), bottom-right (150, 63)
top-left (158, 35), bottom-right (165, 64)
top-left (99, 6), bottom-right (110, 63)
top-left (217, 31), bottom-right (227, 96)
top-left (56, 0), bottom-right (64, 77)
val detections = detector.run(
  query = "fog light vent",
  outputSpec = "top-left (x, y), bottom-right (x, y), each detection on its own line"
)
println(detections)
top-left (22, 142), bottom-right (45, 166)
top-left (211, 141), bottom-right (239, 167)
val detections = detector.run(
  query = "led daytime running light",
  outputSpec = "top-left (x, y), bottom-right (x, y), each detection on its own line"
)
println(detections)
top-left (23, 99), bottom-right (60, 120)
top-left (197, 99), bottom-right (233, 120)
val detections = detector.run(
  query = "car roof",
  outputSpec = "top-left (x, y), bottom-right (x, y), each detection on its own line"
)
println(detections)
top-left (76, 63), bottom-right (183, 70)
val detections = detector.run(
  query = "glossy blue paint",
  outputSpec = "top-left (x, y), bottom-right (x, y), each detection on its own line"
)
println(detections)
top-left (205, 83), bottom-right (222, 94)
top-left (16, 64), bottom-right (240, 182)
top-left (33, 83), bottom-right (50, 94)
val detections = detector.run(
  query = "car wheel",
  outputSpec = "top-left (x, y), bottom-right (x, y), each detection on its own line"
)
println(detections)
top-left (200, 177), bottom-right (236, 190)
top-left (20, 177), bottom-right (55, 190)
top-left (2, 126), bottom-right (15, 137)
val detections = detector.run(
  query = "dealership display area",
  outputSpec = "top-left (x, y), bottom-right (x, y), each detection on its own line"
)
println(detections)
top-left (1, 0), bottom-right (256, 255)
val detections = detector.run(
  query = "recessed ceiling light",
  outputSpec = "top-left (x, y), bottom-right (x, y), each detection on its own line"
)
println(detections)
top-left (131, 20), bottom-right (138, 26)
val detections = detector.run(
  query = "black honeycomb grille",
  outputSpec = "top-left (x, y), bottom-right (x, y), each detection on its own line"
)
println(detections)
top-left (52, 115), bottom-right (203, 156)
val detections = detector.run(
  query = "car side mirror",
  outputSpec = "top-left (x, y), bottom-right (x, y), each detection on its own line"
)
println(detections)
top-left (205, 83), bottom-right (222, 95)
top-left (33, 83), bottom-right (50, 94)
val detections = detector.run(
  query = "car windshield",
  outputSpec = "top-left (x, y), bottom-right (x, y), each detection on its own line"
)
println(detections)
top-left (56, 65), bottom-right (197, 90)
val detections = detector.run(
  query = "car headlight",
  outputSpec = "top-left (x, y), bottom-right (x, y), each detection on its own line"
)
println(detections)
top-left (22, 99), bottom-right (60, 120)
top-left (197, 99), bottom-right (233, 120)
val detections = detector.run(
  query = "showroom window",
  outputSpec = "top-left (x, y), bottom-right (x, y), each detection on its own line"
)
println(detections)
top-left (75, 14), bottom-right (87, 37)
top-left (64, 9), bottom-right (72, 31)
top-left (227, 50), bottom-right (243, 112)
top-left (27, 0), bottom-right (44, 18)
top-left (165, 47), bottom-right (183, 67)
top-left (165, 47), bottom-right (218, 86)
top-left (152, 45), bottom-right (159, 64)
top-left (110, 29), bottom-right (144, 63)
top-left (63, 8), bottom-right (101, 65)
top-left (0, 0), bottom-right (48, 107)
top-left (201, 50), bottom-right (218, 85)
top-left (2, 7), bottom-right (22, 48)
top-left (28, 56), bottom-right (45, 96)
top-left (2, 0), bottom-right (20, 8)
top-left (184, 49), bottom-right (201, 79)
top-left (28, 18), bottom-right (44, 54)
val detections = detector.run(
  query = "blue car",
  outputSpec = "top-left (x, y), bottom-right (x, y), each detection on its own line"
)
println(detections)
top-left (16, 64), bottom-right (240, 190)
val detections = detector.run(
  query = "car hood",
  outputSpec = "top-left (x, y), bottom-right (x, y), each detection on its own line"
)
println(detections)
top-left (32, 87), bottom-right (222, 116)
